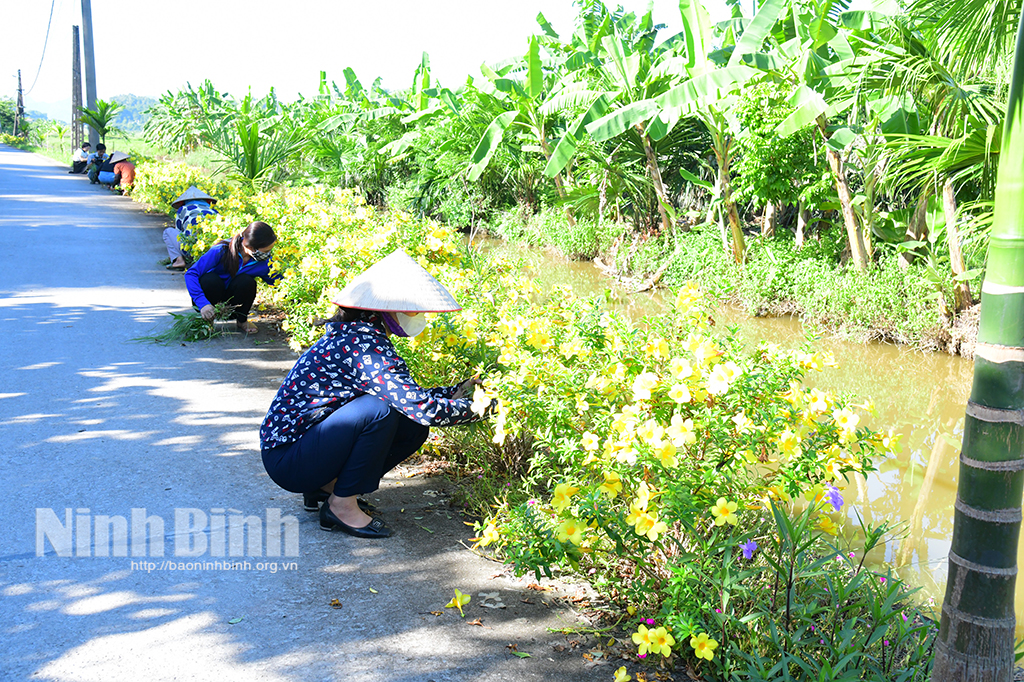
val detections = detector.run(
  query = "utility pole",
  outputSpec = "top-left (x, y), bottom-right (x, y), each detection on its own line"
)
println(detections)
top-left (80, 0), bottom-right (98, 147)
top-left (14, 69), bottom-right (25, 137)
top-left (72, 25), bottom-right (83, 150)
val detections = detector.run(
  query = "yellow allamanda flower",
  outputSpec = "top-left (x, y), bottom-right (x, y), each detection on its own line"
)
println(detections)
top-left (644, 337), bottom-right (670, 359)
top-left (552, 483), bottom-right (579, 512)
top-left (632, 624), bottom-right (654, 655)
top-left (631, 372), bottom-right (659, 401)
top-left (832, 407), bottom-right (860, 432)
top-left (780, 380), bottom-right (804, 406)
top-left (731, 411), bottom-right (755, 434)
top-left (574, 394), bottom-right (590, 413)
top-left (804, 483), bottom-right (825, 504)
top-left (470, 387), bottom-right (492, 417)
top-left (778, 429), bottom-right (802, 457)
top-left (581, 431), bottom-right (601, 451)
top-left (625, 501), bottom-right (647, 528)
top-left (690, 632), bottom-right (718, 661)
top-left (655, 441), bottom-right (678, 469)
top-left (668, 356), bottom-right (694, 380)
top-left (668, 383), bottom-right (692, 404)
top-left (635, 481), bottom-right (653, 509)
top-left (817, 515), bottom-right (839, 536)
top-left (711, 497), bottom-right (738, 526)
top-left (445, 589), bottom-right (471, 617)
top-left (556, 518), bottom-right (584, 545)
top-left (692, 339), bottom-right (722, 366)
top-left (647, 626), bottom-right (676, 657)
top-left (526, 330), bottom-right (553, 351)
top-left (721, 361), bottom-right (742, 382)
top-left (705, 364), bottom-right (731, 397)
top-left (598, 471), bottom-right (623, 499)
top-left (472, 523), bottom-right (501, 548)
top-left (667, 414), bottom-right (696, 447)
top-left (637, 419), bottom-right (665, 446)
top-left (824, 458), bottom-right (845, 482)
top-left (806, 388), bottom-right (830, 413)
top-left (614, 666), bottom-right (632, 682)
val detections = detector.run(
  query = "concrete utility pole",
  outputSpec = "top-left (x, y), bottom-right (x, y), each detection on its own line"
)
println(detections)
top-left (72, 25), bottom-right (83, 150)
top-left (14, 70), bottom-right (24, 136)
top-left (80, 0), bottom-right (98, 147)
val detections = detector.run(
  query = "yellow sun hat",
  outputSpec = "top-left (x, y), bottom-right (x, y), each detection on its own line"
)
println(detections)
top-left (330, 249), bottom-right (461, 313)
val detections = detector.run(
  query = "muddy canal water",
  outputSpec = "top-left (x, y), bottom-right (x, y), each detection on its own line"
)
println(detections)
top-left (475, 238), bottom-right (997, 627)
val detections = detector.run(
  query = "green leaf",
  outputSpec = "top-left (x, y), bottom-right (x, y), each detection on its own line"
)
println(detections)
top-left (679, 167), bottom-right (713, 189)
top-left (954, 268), bottom-right (985, 281)
top-left (775, 85), bottom-right (828, 137)
top-left (543, 94), bottom-right (612, 177)
top-left (656, 66), bottom-right (756, 113)
top-left (827, 126), bottom-right (858, 151)
top-left (526, 36), bottom-right (543, 100)
top-left (536, 12), bottom-right (559, 38)
top-left (467, 110), bottom-right (518, 181)
top-left (728, 0), bottom-right (788, 67)
top-left (512, 652), bottom-right (531, 658)
top-left (678, 0), bottom-right (713, 71)
top-left (585, 100), bottom-right (659, 142)
top-left (228, 617), bottom-right (243, 625)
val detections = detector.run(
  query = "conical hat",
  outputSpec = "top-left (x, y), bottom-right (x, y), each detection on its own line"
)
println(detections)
top-left (330, 249), bottom-right (461, 313)
top-left (172, 185), bottom-right (218, 208)
top-left (109, 151), bottom-right (129, 163)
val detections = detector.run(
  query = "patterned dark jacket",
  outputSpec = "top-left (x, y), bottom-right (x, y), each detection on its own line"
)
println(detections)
top-left (260, 317), bottom-right (477, 449)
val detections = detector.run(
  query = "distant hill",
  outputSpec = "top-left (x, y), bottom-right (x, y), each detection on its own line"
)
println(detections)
top-left (110, 94), bottom-right (157, 133)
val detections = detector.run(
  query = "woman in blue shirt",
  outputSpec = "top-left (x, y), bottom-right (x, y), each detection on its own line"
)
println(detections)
top-left (260, 250), bottom-right (484, 539)
top-left (184, 221), bottom-right (280, 333)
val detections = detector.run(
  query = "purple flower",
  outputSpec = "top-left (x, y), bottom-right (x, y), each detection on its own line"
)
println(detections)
top-left (638, 654), bottom-right (647, 659)
top-left (740, 539), bottom-right (758, 560)
top-left (645, 618), bottom-right (655, 626)
top-left (825, 485), bottom-right (843, 511)
top-left (879, 576), bottom-right (886, 585)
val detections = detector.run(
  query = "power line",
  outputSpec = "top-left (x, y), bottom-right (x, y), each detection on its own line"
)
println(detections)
top-left (25, 0), bottom-right (57, 96)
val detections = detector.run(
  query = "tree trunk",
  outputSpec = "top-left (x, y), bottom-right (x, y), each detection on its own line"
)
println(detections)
top-left (762, 202), bottom-right (777, 237)
top-left (944, 177), bottom-right (973, 313)
top-left (714, 141), bottom-right (744, 264)
top-left (817, 117), bottom-right (868, 270)
top-left (901, 189), bottom-right (931, 269)
top-left (642, 133), bottom-right (671, 234)
top-left (932, 14), bottom-right (1024, 677)
top-left (796, 200), bottom-right (809, 248)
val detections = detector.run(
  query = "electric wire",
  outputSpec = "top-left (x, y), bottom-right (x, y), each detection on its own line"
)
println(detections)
top-left (25, 0), bottom-right (57, 96)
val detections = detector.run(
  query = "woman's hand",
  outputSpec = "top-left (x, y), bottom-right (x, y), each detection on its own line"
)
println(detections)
top-left (200, 304), bottom-right (216, 321)
top-left (453, 376), bottom-right (483, 400)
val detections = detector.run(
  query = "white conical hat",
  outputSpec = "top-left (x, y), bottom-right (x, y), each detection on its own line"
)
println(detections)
top-left (172, 185), bottom-right (218, 207)
top-left (330, 249), bottom-right (461, 313)
top-left (109, 151), bottom-right (129, 163)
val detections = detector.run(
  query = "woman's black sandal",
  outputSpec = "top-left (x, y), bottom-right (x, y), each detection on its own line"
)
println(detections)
top-left (319, 504), bottom-right (392, 538)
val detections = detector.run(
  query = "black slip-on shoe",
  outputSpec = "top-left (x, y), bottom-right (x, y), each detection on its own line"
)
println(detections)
top-left (319, 505), bottom-right (392, 538)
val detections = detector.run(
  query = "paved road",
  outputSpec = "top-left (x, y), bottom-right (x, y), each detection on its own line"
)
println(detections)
top-left (0, 147), bottom-right (628, 682)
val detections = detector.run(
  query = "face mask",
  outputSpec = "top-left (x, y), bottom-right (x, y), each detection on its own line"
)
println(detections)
top-left (250, 248), bottom-right (272, 262)
top-left (384, 312), bottom-right (427, 337)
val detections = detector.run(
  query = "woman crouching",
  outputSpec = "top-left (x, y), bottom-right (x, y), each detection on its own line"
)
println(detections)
top-left (259, 250), bottom-right (483, 538)
top-left (185, 221), bottom-right (279, 334)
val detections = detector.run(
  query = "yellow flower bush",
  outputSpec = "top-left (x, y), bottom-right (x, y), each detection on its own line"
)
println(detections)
top-left (129, 160), bottom-right (900, 666)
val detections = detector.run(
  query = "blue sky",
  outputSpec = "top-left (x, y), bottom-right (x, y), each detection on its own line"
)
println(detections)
top-left (5, 0), bottom-right (739, 120)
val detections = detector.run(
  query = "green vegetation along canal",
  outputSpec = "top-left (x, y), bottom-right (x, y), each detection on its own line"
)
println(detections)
top-left (475, 237), bottom-right (991, 630)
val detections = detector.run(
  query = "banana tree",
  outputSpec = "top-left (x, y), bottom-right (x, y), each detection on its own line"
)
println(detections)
top-left (931, 10), bottom-right (1024, 680)
top-left (731, 0), bottom-right (875, 269)
top-left (467, 33), bottom-right (580, 226)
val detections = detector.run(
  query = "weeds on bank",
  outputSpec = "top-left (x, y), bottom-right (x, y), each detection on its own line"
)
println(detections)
top-left (135, 303), bottom-right (235, 344)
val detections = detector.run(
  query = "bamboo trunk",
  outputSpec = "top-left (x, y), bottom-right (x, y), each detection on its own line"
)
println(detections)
top-left (931, 13), bottom-right (1024, 680)
top-left (944, 177), bottom-right (973, 313)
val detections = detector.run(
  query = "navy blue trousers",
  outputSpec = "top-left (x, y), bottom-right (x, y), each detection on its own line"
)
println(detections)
top-left (261, 394), bottom-right (429, 498)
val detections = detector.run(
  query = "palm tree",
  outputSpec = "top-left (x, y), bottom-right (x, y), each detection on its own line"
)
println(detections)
top-left (931, 7), bottom-right (1024, 679)
top-left (79, 99), bottom-right (125, 145)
